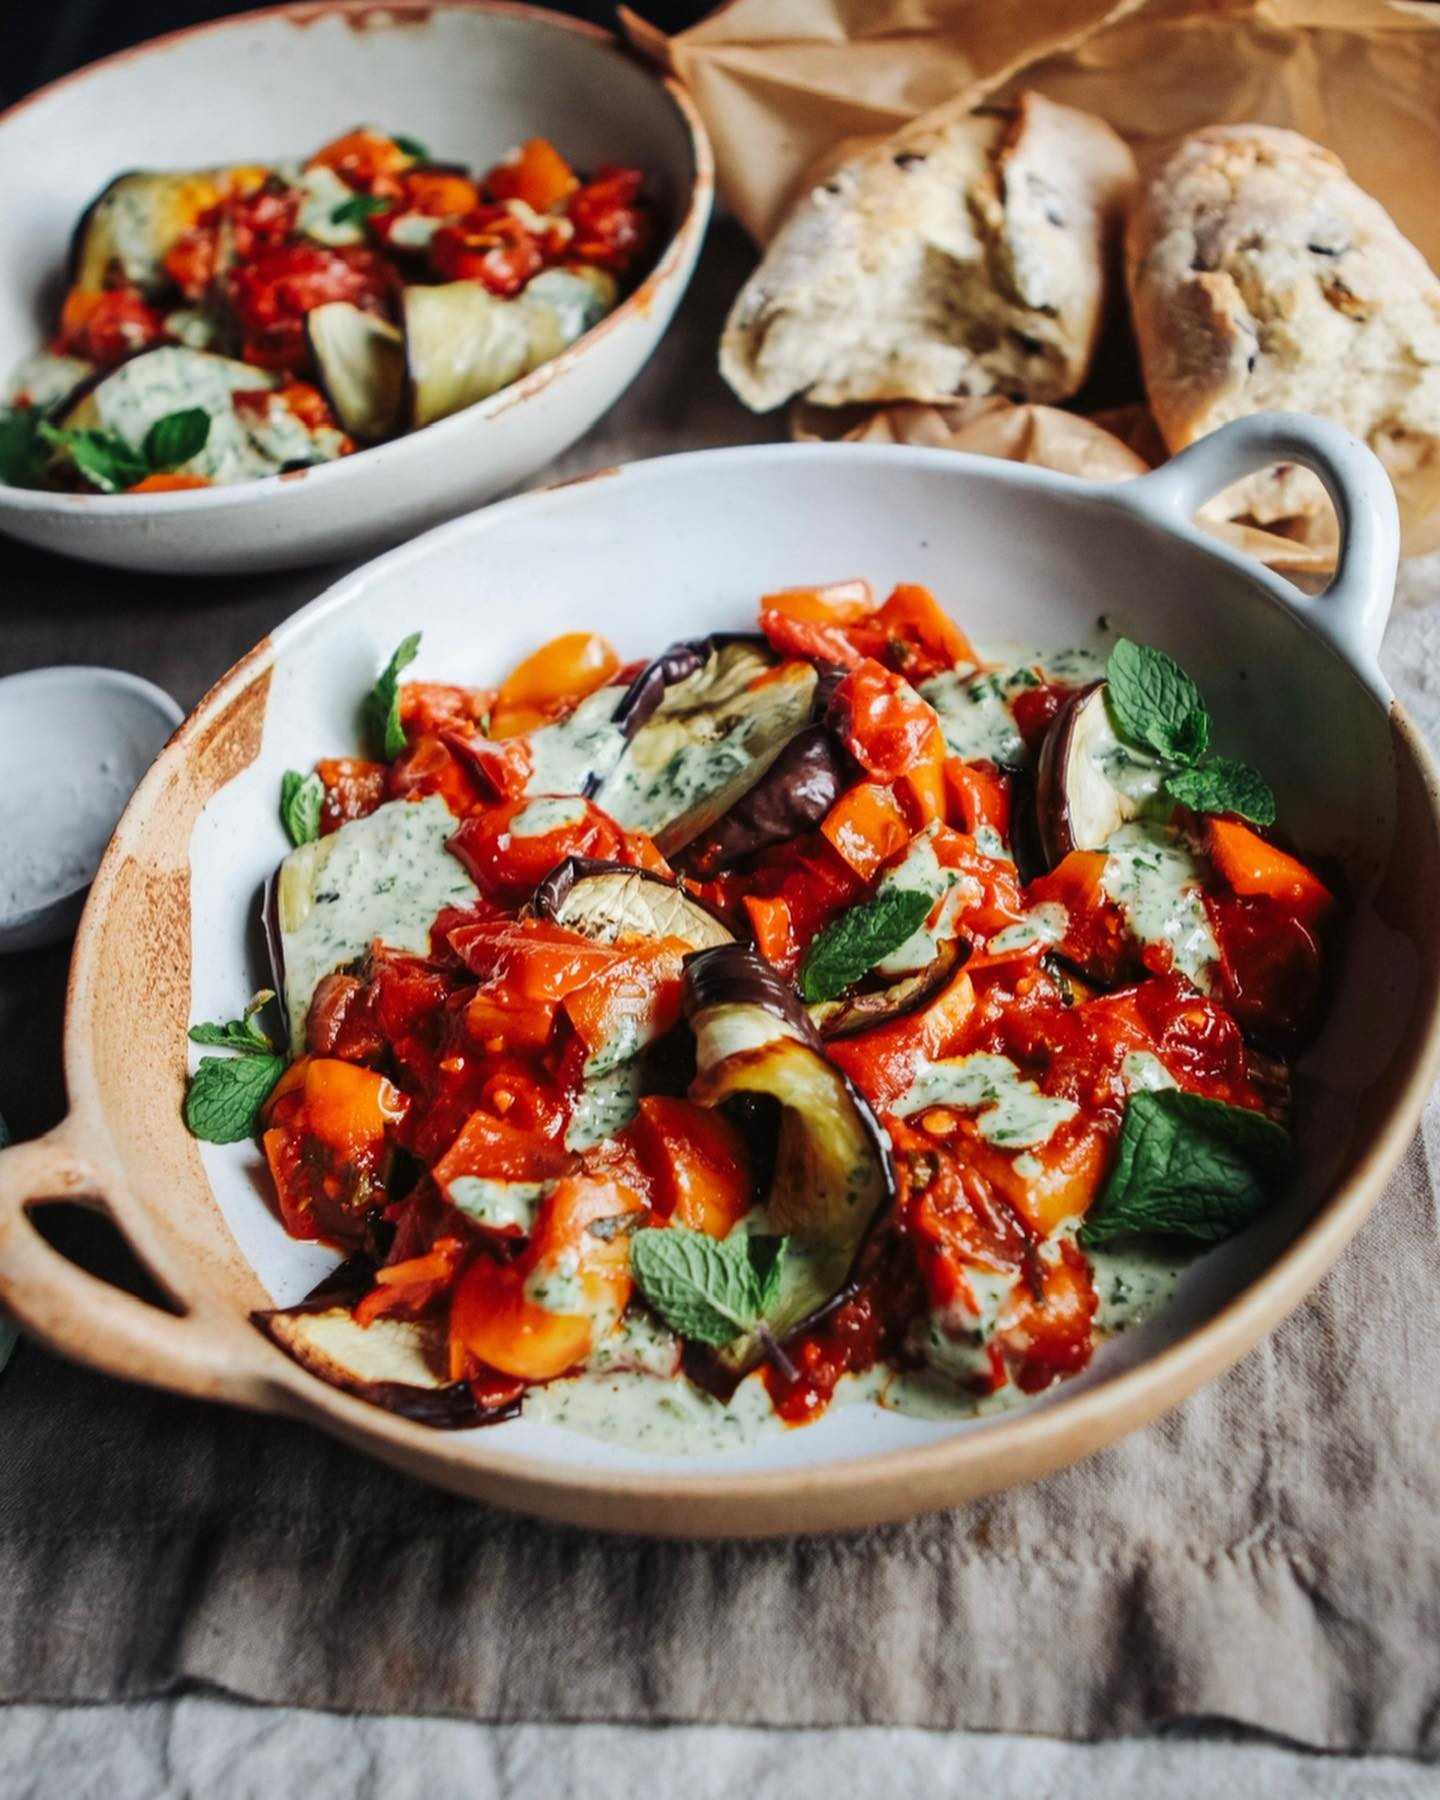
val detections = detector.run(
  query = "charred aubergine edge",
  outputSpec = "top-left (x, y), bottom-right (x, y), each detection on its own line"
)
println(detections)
top-left (254, 1255), bottom-right (521, 1430)
top-left (678, 944), bottom-right (895, 1392)
top-left (531, 856), bottom-right (738, 951)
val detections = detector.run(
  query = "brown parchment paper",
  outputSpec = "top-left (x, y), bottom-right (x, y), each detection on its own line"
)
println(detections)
top-left (625, 0), bottom-right (1440, 256)
top-left (624, 0), bottom-right (1440, 563)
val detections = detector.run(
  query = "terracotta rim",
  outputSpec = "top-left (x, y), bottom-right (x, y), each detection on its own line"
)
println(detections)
top-left (0, 0), bottom-right (714, 517)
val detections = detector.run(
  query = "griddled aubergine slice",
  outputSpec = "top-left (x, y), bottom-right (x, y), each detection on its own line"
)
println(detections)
top-left (681, 945), bottom-right (894, 1382)
top-left (306, 301), bottom-right (405, 442)
top-left (594, 639), bottom-right (819, 857)
top-left (404, 266), bottom-right (617, 429)
top-left (532, 857), bottom-right (736, 951)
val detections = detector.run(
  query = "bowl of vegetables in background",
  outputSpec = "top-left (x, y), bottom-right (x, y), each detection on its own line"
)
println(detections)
top-left (0, 1), bottom-right (710, 575)
top-left (0, 416), bottom-right (1435, 1538)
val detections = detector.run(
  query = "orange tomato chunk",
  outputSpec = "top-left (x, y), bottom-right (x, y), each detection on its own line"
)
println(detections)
top-left (628, 1096), bottom-right (752, 1237)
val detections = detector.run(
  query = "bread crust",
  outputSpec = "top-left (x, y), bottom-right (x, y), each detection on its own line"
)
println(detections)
top-left (1127, 125), bottom-right (1440, 542)
top-left (720, 91), bottom-right (1137, 412)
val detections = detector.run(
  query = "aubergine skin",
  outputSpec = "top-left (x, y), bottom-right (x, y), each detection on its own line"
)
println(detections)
top-left (681, 945), bottom-right (894, 1381)
top-left (253, 1253), bottom-right (519, 1431)
top-left (809, 938), bottom-right (967, 1040)
top-left (609, 633), bottom-right (768, 736)
top-left (1034, 682), bottom-right (1096, 868)
top-left (684, 724), bottom-right (849, 877)
top-left (530, 856), bottom-right (737, 950)
top-left (681, 942), bottom-right (824, 1048)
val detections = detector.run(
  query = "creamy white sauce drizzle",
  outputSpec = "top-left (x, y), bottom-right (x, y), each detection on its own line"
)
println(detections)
top-left (295, 163), bottom-right (367, 246)
top-left (1090, 1243), bottom-right (1189, 1334)
top-left (894, 1051), bottom-right (1078, 1149)
top-left (564, 1059), bottom-right (643, 1150)
top-left (277, 795), bottom-right (477, 1051)
top-left (874, 823), bottom-right (978, 974)
top-left (445, 1176), bottom-right (550, 1235)
top-left (1120, 1050), bottom-right (1177, 1093)
top-left (986, 902), bottom-right (1068, 956)
top-left (920, 645), bottom-right (1106, 770)
top-left (1100, 821), bottom-right (1219, 991)
top-left (523, 686), bottom-right (629, 798)
top-left (510, 795), bottom-right (589, 837)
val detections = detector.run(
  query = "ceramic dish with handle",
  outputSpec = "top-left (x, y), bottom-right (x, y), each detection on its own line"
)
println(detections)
top-left (0, 1), bottom-right (711, 576)
top-left (1, 417), bottom-right (1435, 1538)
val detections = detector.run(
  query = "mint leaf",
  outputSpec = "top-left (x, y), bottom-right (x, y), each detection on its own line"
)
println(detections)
top-left (143, 407), bottom-right (210, 471)
top-left (188, 990), bottom-right (278, 1054)
top-left (1106, 639), bottom-right (1209, 767)
top-left (392, 134), bottom-right (429, 161)
top-left (1165, 757), bottom-right (1276, 827)
top-left (630, 1227), bottom-right (769, 1346)
top-left (280, 769), bottom-right (324, 846)
top-left (366, 632), bottom-right (421, 761)
top-left (184, 1052), bottom-right (286, 1143)
top-left (39, 421), bottom-right (147, 493)
top-left (746, 1233), bottom-right (787, 1311)
top-left (799, 888), bottom-right (934, 1003)
top-left (1080, 1089), bottom-right (1292, 1246)
top-left (0, 409), bottom-right (44, 487)
top-left (330, 193), bottom-right (390, 228)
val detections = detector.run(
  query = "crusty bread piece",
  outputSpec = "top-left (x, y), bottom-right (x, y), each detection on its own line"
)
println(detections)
top-left (720, 91), bottom-right (1137, 412)
top-left (1127, 125), bottom-right (1440, 547)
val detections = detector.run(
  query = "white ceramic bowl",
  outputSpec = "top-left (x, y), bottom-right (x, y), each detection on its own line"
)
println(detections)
top-left (0, 2), bottom-right (711, 575)
top-left (0, 665), bottom-right (182, 953)
top-left (2, 416), bottom-right (1436, 1537)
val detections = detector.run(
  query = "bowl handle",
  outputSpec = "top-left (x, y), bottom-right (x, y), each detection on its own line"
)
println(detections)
top-left (0, 1124), bottom-right (271, 1406)
top-left (1126, 412), bottom-right (1400, 679)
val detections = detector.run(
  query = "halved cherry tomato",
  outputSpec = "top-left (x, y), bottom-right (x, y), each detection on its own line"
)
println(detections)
top-left (489, 631), bottom-right (620, 739)
top-left (859, 584), bottom-right (977, 682)
top-left (1207, 893), bottom-right (1324, 1051)
top-left (448, 1175), bottom-right (644, 1381)
top-left (261, 1056), bottom-right (407, 1243)
top-left (316, 757), bottom-right (389, 832)
top-left (400, 168), bottom-right (482, 217)
top-left (452, 917), bottom-right (620, 1051)
top-left (627, 1096), bottom-right (752, 1237)
top-left (308, 127), bottom-right (416, 193)
top-left (1025, 850), bottom-right (1132, 985)
top-left (400, 682), bottom-right (492, 739)
top-left (432, 1108), bottom-right (575, 1190)
top-left (832, 659), bottom-right (945, 784)
top-left (995, 1237), bottom-right (1098, 1393)
top-left (742, 893), bottom-right (795, 971)
top-left (820, 781), bottom-right (912, 881)
top-left (388, 736), bottom-right (483, 816)
top-left (125, 472), bottom-right (212, 494)
top-left (55, 286), bottom-right (165, 366)
top-left (758, 579), bottom-right (875, 626)
top-left (483, 138), bottom-right (578, 213)
top-left (1207, 818), bottom-right (1334, 926)
top-left (449, 795), bottom-right (665, 900)
top-left (561, 938), bottom-right (688, 1067)
top-left (566, 166), bottom-right (651, 272)
top-left (758, 608), bottom-right (863, 669)
top-left (944, 759), bottom-right (1011, 839)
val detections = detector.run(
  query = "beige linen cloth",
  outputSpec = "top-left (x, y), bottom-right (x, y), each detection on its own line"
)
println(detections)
top-left (2, 223), bottom-right (1439, 1757)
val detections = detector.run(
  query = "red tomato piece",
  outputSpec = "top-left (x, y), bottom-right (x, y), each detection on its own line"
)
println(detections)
top-left (832, 658), bottom-right (945, 783)
top-left (625, 1096), bottom-right (752, 1238)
